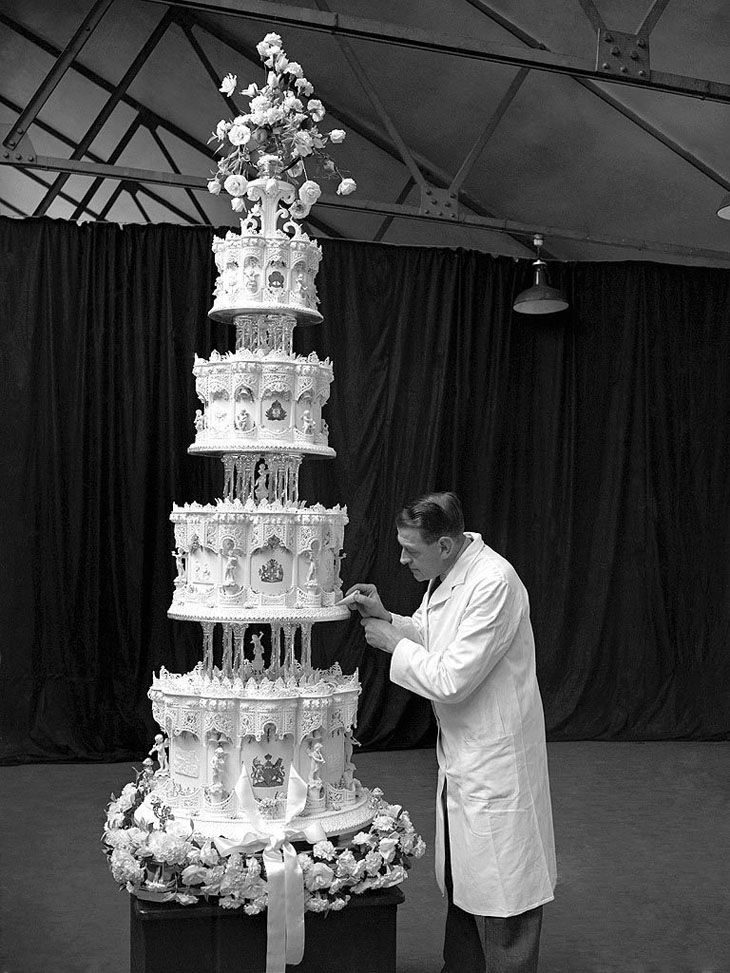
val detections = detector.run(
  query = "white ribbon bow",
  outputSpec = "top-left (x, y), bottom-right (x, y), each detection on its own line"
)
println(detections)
top-left (213, 762), bottom-right (327, 973)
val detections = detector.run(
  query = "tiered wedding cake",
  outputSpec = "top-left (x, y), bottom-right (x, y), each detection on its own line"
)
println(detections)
top-left (146, 150), bottom-right (375, 840)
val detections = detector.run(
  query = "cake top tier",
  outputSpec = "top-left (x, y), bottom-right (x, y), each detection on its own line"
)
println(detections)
top-left (210, 171), bottom-right (323, 325)
top-left (206, 33), bottom-right (355, 324)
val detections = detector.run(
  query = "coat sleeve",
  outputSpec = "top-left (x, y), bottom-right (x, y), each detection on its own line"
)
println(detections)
top-left (390, 576), bottom-right (523, 703)
top-left (389, 601), bottom-right (425, 646)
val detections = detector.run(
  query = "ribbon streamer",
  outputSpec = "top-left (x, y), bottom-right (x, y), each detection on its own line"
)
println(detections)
top-left (213, 761), bottom-right (326, 973)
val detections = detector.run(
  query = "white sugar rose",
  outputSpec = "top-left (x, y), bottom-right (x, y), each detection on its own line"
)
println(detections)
top-left (378, 835), bottom-right (400, 863)
top-left (207, 179), bottom-right (221, 196)
top-left (298, 180), bottom-right (321, 206)
top-left (231, 197), bottom-right (245, 213)
top-left (227, 121), bottom-right (251, 146)
top-left (219, 73), bottom-right (237, 96)
top-left (223, 175), bottom-right (248, 197)
top-left (287, 61), bottom-right (303, 78)
top-left (336, 177), bottom-right (357, 196)
top-left (293, 131), bottom-right (314, 157)
top-left (329, 129), bottom-right (346, 143)
top-left (329, 896), bottom-right (349, 910)
top-left (215, 119), bottom-right (230, 141)
top-left (242, 82), bottom-right (258, 97)
top-left (307, 98), bottom-right (326, 122)
top-left (304, 862), bottom-right (335, 891)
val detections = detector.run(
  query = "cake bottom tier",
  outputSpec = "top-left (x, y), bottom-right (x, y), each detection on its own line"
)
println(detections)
top-left (148, 776), bottom-right (374, 841)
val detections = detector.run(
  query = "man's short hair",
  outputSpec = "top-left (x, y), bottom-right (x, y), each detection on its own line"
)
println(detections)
top-left (396, 491), bottom-right (465, 544)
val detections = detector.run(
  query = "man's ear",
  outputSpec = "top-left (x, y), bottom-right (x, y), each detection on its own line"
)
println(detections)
top-left (438, 535), bottom-right (453, 558)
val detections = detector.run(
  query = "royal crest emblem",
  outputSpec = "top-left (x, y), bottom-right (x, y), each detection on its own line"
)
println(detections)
top-left (251, 753), bottom-right (285, 787)
top-left (265, 399), bottom-right (287, 421)
top-left (259, 558), bottom-right (284, 583)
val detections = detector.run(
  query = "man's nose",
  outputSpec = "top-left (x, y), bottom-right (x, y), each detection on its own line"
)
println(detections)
top-left (400, 549), bottom-right (410, 565)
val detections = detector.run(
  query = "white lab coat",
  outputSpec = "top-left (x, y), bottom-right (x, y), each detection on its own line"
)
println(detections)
top-left (389, 533), bottom-right (556, 917)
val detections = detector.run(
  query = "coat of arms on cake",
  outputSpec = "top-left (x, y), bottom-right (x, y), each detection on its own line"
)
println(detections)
top-left (103, 32), bottom-right (424, 973)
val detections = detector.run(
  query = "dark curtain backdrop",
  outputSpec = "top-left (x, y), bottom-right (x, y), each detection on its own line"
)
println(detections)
top-left (2, 216), bottom-right (729, 763)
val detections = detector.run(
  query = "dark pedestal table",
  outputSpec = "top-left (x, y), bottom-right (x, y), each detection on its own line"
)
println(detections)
top-left (130, 887), bottom-right (405, 973)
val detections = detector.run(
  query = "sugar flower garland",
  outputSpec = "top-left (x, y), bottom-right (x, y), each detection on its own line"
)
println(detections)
top-left (102, 766), bottom-right (425, 913)
top-left (208, 33), bottom-right (357, 216)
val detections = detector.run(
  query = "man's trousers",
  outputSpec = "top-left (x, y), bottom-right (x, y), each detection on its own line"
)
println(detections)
top-left (441, 783), bottom-right (544, 973)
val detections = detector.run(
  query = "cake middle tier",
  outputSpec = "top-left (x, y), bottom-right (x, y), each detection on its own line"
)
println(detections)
top-left (169, 500), bottom-right (350, 622)
top-left (190, 348), bottom-right (334, 457)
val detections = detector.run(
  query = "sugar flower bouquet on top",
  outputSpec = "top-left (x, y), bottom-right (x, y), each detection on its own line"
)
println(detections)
top-left (207, 32), bottom-right (356, 219)
top-left (102, 766), bottom-right (425, 914)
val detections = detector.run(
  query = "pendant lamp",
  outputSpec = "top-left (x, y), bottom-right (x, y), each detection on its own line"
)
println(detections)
top-left (716, 194), bottom-right (730, 220)
top-left (513, 234), bottom-right (569, 315)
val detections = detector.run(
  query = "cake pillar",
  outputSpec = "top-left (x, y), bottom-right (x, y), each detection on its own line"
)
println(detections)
top-left (232, 623), bottom-right (247, 677)
top-left (270, 623), bottom-right (282, 676)
top-left (202, 621), bottom-right (215, 677)
top-left (222, 623), bottom-right (234, 678)
top-left (301, 623), bottom-right (312, 677)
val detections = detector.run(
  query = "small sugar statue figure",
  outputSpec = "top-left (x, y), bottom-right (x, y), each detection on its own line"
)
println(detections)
top-left (251, 631), bottom-right (265, 673)
top-left (307, 733), bottom-right (326, 797)
top-left (300, 408), bottom-right (316, 435)
top-left (149, 733), bottom-right (168, 775)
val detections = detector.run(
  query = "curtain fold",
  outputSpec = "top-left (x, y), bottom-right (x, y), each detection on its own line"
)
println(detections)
top-left (1, 217), bottom-right (729, 762)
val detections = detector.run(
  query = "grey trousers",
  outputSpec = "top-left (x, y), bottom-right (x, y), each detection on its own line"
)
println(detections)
top-left (441, 785), bottom-right (543, 973)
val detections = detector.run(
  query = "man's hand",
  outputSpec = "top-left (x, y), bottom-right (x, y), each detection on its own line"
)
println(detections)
top-left (360, 617), bottom-right (400, 655)
top-left (341, 583), bottom-right (391, 621)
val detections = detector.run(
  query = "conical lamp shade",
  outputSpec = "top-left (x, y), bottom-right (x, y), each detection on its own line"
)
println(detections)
top-left (513, 262), bottom-right (569, 315)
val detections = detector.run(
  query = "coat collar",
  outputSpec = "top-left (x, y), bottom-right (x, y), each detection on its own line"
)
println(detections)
top-left (427, 532), bottom-right (484, 608)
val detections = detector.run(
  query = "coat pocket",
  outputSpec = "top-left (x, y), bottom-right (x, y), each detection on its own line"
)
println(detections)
top-left (459, 734), bottom-right (520, 828)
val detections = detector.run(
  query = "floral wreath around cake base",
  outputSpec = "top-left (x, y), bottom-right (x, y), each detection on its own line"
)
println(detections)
top-left (103, 767), bottom-right (425, 914)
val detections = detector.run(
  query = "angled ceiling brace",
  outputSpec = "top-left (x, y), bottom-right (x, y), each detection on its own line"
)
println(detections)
top-left (0, 195), bottom-right (28, 217)
top-left (575, 0), bottom-right (606, 33)
top-left (24, 167), bottom-right (104, 220)
top-left (464, 0), bottom-right (730, 195)
top-left (148, 126), bottom-right (209, 223)
top-left (373, 176), bottom-right (415, 242)
top-left (312, 0), bottom-right (426, 191)
top-left (33, 7), bottom-right (177, 217)
top-left (98, 181), bottom-right (126, 220)
top-left (70, 115), bottom-right (145, 220)
top-left (177, 12), bottom-right (240, 114)
top-left (637, 0), bottom-right (673, 37)
top-left (146, 0), bottom-right (730, 106)
top-left (129, 186), bottom-right (152, 223)
top-left (449, 67), bottom-right (529, 197)
top-left (2, 0), bottom-right (115, 151)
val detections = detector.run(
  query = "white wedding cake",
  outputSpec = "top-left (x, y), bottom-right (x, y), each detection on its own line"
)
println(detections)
top-left (145, 153), bottom-right (374, 842)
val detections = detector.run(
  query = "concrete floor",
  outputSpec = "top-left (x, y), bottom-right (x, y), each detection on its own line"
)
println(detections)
top-left (2, 743), bottom-right (729, 973)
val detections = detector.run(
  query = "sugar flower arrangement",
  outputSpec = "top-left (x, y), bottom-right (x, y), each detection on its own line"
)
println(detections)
top-left (102, 767), bottom-right (425, 913)
top-left (207, 32), bottom-right (356, 218)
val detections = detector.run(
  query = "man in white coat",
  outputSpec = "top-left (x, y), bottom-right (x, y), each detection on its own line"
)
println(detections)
top-left (344, 492), bottom-right (556, 973)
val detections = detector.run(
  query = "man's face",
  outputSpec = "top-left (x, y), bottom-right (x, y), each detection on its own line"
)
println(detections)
top-left (396, 526), bottom-right (445, 582)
